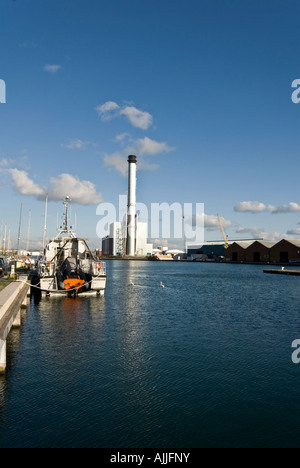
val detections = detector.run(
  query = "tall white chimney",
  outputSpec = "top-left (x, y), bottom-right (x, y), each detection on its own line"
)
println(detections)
top-left (126, 155), bottom-right (137, 256)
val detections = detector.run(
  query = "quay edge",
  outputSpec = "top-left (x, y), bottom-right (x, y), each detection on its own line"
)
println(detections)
top-left (0, 277), bottom-right (30, 374)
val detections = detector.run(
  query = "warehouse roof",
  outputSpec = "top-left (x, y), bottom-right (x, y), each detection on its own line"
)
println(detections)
top-left (277, 239), bottom-right (300, 248)
top-left (230, 241), bottom-right (255, 249)
top-left (251, 241), bottom-right (277, 248)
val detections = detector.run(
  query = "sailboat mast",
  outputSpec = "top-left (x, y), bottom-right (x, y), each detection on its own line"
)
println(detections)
top-left (43, 195), bottom-right (48, 252)
top-left (26, 210), bottom-right (31, 251)
top-left (3, 225), bottom-right (7, 254)
top-left (17, 203), bottom-right (23, 255)
top-left (7, 230), bottom-right (11, 252)
top-left (0, 224), bottom-right (3, 254)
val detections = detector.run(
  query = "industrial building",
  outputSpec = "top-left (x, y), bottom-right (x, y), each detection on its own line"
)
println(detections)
top-left (244, 241), bottom-right (276, 263)
top-left (225, 239), bottom-right (300, 264)
top-left (226, 241), bottom-right (256, 262)
top-left (102, 222), bottom-right (124, 257)
top-left (102, 221), bottom-right (153, 257)
top-left (269, 239), bottom-right (300, 264)
top-left (136, 222), bottom-right (153, 256)
top-left (188, 238), bottom-right (300, 264)
top-left (101, 156), bottom-right (153, 257)
top-left (187, 241), bottom-right (227, 260)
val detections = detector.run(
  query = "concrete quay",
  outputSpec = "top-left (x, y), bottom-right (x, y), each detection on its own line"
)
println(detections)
top-left (263, 269), bottom-right (300, 276)
top-left (0, 277), bottom-right (30, 374)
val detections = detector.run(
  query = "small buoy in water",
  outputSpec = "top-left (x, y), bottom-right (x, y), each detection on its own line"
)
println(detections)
top-left (160, 281), bottom-right (165, 289)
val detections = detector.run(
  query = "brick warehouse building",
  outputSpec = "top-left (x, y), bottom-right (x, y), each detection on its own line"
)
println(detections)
top-left (244, 241), bottom-right (276, 263)
top-left (226, 241), bottom-right (254, 262)
top-left (269, 239), bottom-right (300, 264)
top-left (226, 239), bottom-right (300, 264)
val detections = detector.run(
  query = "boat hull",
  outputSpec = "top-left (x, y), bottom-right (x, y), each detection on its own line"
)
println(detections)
top-left (39, 275), bottom-right (107, 296)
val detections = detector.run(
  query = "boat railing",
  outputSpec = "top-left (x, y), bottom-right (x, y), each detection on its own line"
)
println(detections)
top-left (92, 261), bottom-right (106, 276)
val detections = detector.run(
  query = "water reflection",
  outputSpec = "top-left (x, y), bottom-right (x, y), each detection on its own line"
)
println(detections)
top-left (0, 375), bottom-right (6, 411)
top-left (1, 262), bottom-right (300, 448)
top-left (112, 262), bottom-right (159, 431)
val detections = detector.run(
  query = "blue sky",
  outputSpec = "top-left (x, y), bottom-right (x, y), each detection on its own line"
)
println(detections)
top-left (0, 0), bottom-right (299, 249)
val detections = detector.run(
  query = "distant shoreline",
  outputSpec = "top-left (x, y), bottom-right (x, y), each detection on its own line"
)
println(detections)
top-left (100, 256), bottom-right (150, 261)
top-left (100, 257), bottom-right (300, 267)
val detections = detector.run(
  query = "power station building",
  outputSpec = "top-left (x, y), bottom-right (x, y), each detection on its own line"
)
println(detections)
top-left (102, 221), bottom-right (153, 257)
top-left (101, 156), bottom-right (153, 257)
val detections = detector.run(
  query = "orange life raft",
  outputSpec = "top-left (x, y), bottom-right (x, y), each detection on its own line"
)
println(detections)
top-left (63, 278), bottom-right (85, 291)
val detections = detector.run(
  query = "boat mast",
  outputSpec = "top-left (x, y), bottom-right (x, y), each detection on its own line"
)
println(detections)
top-left (16, 203), bottom-right (23, 255)
top-left (54, 196), bottom-right (75, 240)
top-left (7, 230), bottom-right (11, 252)
top-left (43, 195), bottom-right (48, 252)
top-left (64, 196), bottom-right (70, 232)
top-left (26, 209), bottom-right (31, 252)
top-left (3, 224), bottom-right (7, 255)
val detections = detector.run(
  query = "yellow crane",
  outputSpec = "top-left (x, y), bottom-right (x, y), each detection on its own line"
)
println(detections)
top-left (217, 214), bottom-right (229, 249)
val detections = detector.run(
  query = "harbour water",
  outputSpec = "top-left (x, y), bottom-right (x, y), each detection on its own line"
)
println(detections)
top-left (0, 261), bottom-right (300, 448)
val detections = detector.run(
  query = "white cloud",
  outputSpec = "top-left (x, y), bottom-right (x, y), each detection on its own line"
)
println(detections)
top-left (44, 64), bottom-right (61, 74)
top-left (104, 152), bottom-right (128, 177)
top-left (8, 169), bottom-right (102, 205)
top-left (61, 139), bottom-right (87, 150)
top-left (134, 137), bottom-right (175, 156)
top-left (96, 100), bottom-right (173, 173)
top-left (234, 201), bottom-right (269, 213)
top-left (187, 213), bottom-right (231, 232)
top-left (97, 101), bottom-right (120, 114)
top-left (271, 202), bottom-right (300, 214)
top-left (48, 174), bottom-right (103, 205)
top-left (0, 158), bottom-right (12, 168)
top-left (119, 106), bottom-right (153, 130)
top-left (9, 169), bottom-right (45, 197)
top-left (0, 158), bottom-right (8, 167)
top-left (204, 214), bottom-right (231, 231)
top-left (96, 101), bottom-right (153, 130)
top-left (287, 228), bottom-right (300, 236)
top-left (137, 160), bottom-right (159, 172)
top-left (236, 226), bottom-right (283, 241)
top-left (115, 133), bottom-right (130, 143)
top-left (95, 101), bottom-right (120, 121)
top-left (235, 201), bottom-right (300, 214)
top-left (104, 137), bottom-right (175, 175)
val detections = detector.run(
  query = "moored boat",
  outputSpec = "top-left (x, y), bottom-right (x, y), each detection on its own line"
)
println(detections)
top-left (32, 197), bottom-right (107, 297)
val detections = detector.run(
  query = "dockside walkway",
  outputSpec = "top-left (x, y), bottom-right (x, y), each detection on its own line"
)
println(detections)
top-left (0, 277), bottom-right (30, 373)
